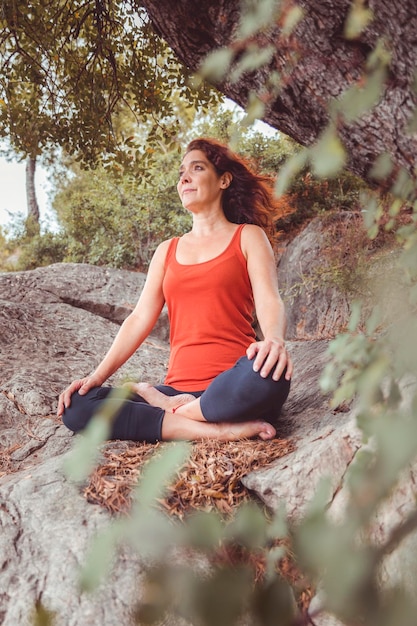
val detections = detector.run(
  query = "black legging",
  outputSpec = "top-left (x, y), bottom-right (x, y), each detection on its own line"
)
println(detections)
top-left (62, 356), bottom-right (290, 443)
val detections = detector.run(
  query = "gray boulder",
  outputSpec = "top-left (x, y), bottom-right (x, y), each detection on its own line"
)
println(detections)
top-left (0, 247), bottom-right (415, 625)
top-left (0, 454), bottom-right (145, 626)
top-left (0, 264), bottom-right (171, 625)
top-left (279, 214), bottom-right (352, 340)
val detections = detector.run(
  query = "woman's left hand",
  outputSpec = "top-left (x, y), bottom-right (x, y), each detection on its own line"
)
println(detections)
top-left (246, 338), bottom-right (293, 381)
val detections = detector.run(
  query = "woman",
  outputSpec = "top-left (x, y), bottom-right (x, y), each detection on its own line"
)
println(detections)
top-left (58, 138), bottom-right (292, 442)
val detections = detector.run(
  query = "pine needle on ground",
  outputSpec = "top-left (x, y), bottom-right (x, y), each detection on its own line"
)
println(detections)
top-left (83, 437), bottom-right (313, 613)
top-left (84, 437), bottom-right (295, 518)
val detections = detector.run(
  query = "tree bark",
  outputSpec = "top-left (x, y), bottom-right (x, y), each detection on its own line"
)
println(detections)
top-left (140, 0), bottom-right (417, 186)
top-left (26, 155), bottom-right (40, 227)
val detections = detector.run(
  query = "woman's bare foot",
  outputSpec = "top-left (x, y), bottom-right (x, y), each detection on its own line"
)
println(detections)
top-left (217, 420), bottom-right (276, 441)
top-left (161, 412), bottom-right (276, 441)
top-left (125, 382), bottom-right (195, 412)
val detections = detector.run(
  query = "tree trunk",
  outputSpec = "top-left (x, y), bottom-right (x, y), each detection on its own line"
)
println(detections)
top-left (140, 0), bottom-right (417, 185)
top-left (26, 155), bottom-right (40, 229)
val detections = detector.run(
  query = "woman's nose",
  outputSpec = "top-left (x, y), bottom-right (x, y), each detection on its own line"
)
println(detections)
top-left (181, 170), bottom-right (191, 182)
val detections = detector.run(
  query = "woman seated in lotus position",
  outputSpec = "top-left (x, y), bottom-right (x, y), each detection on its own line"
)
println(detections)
top-left (58, 138), bottom-right (292, 442)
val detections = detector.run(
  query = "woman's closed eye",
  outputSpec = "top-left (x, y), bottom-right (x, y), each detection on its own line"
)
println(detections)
top-left (179, 164), bottom-right (204, 179)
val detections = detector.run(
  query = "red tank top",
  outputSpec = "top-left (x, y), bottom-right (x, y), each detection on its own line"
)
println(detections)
top-left (162, 224), bottom-right (256, 391)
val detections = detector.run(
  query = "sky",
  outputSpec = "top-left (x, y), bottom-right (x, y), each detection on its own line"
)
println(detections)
top-left (0, 157), bottom-right (54, 231)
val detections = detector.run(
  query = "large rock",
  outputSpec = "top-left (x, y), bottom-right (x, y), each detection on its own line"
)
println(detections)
top-left (0, 261), bottom-right (169, 338)
top-left (0, 454), bottom-right (145, 626)
top-left (0, 257), bottom-right (415, 626)
top-left (278, 212), bottom-right (407, 341)
top-left (0, 264), bottom-right (171, 625)
top-left (0, 264), bottom-right (170, 469)
top-left (278, 215), bottom-right (352, 340)
top-left (243, 339), bottom-right (362, 520)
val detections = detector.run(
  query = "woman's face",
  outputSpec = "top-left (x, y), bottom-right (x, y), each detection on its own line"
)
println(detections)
top-left (177, 149), bottom-right (226, 212)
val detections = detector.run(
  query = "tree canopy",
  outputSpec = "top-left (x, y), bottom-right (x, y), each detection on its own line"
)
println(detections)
top-left (0, 0), bottom-right (218, 165)
top-left (1, 0), bottom-right (416, 193)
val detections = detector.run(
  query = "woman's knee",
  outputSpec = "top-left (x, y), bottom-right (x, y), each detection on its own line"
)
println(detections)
top-left (234, 356), bottom-right (290, 399)
top-left (61, 392), bottom-right (89, 432)
top-left (61, 387), bottom-right (109, 433)
top-left (200, 356), bottom-right (290, 423)
top-left (240, 361), bottom-right (290, 412)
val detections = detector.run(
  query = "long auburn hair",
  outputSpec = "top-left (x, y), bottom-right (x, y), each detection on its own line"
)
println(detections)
top-left (185, 137), bottom-right (280, 243)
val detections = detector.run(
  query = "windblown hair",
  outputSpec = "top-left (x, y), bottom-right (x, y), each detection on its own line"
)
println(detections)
top-left (185, 138), bottom-right (280, 243)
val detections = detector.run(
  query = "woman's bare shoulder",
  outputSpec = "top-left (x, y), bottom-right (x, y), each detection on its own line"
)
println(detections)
top-left (241, 224), bottom-right (271, 254)
top-left (156, 237), bottom-right (174, 252)
top-left (153, 237), bottom-right (177, 258)
top-left (241, 223), bottom-right (268, 239)
top-left (145, 238), bottom-right (174, 274)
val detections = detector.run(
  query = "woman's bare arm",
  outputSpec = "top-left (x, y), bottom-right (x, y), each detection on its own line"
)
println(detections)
top-left (241, 225), bottom-right (292, 381)
top-left (57, 239), bottom-right (170, 415)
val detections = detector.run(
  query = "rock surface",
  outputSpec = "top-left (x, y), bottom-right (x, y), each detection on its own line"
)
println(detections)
top-left (0, 240), bottom-right (415, 625)
top-left (278, 215), bottom-right (351, 340)
top-left (0, 454), bottom-right (145, 626)
top-left (0, 263), bottom-right (172, 626)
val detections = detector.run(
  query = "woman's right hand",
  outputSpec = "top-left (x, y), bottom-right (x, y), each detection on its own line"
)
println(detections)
top-left (57, 374), bottom-right (102, 417)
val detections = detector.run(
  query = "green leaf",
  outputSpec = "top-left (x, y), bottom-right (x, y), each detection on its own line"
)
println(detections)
top-left (199, 48), bottom-right (234, 82)
top-left (267, 501), bottom-right (288, 541)
top-left (369, 152), bottom-right (393, 181)
top-left (366, 40), bottom-right (391, 71)
top-left (336, 66), bottom-right (387, 123)
top-left (265, 545), bottom-right (287, 580)
top-left (64, 386), bottom-right (131, 482)
top-left (184, 510), bottom-right (225, 550)
top-left (242, 91), bottom-right (265, 127)
top-left (389, 313), bottom-right (417, 376)
top-left (190, 566), bottom-right (251, 626)
top-left (392, 167), bottom-right (415, 201)
top-left (376, 413), bottom-right (417, 481)
top-left (238, 0), bottom-right (280, 38)
top-left (225, 501), bottom-right (267, 548)
top-left (344, 3), bottom-right (374, 39)
top-left (229, 44), bottom-right (275, 83)
top-left (346, 448), bottom-right (375, 488)
top-left (305, 476), bottom-right (333, 517)
top-left (323, 547), bottom-right (373, 617)
top-left (252, 576), bottom-right (297, 626)
top-left (310, 126), bottom-right (346, 178)
top-left (320, 361), bottom-right (338, 394)
top-left (357, 353), bottom-right (390, 407)
top-left (132, 441), bottom-right (191, 508)
top-left (365, 305), bottom-right (381, 335)
top-left (389, 198), bottom-right (403, 216)
top-left (275, 149), bottom-right (308, 196)
top-left (281, 6), bottom-right (304, 35)
top-left (63, 418), bottom-right (110, 482)
top-left (331, 378), bottom-right (357, 408)
top-left (348, 301), bottom-right (362, 332)
top-left (360, 192), bottom-right (382, 237)
top-left (410, 283), bottom-right (417, 306)
top-left (367, 223), bottom-right (379, 240)
top-left (79, 520), bottom-right (126, 591)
